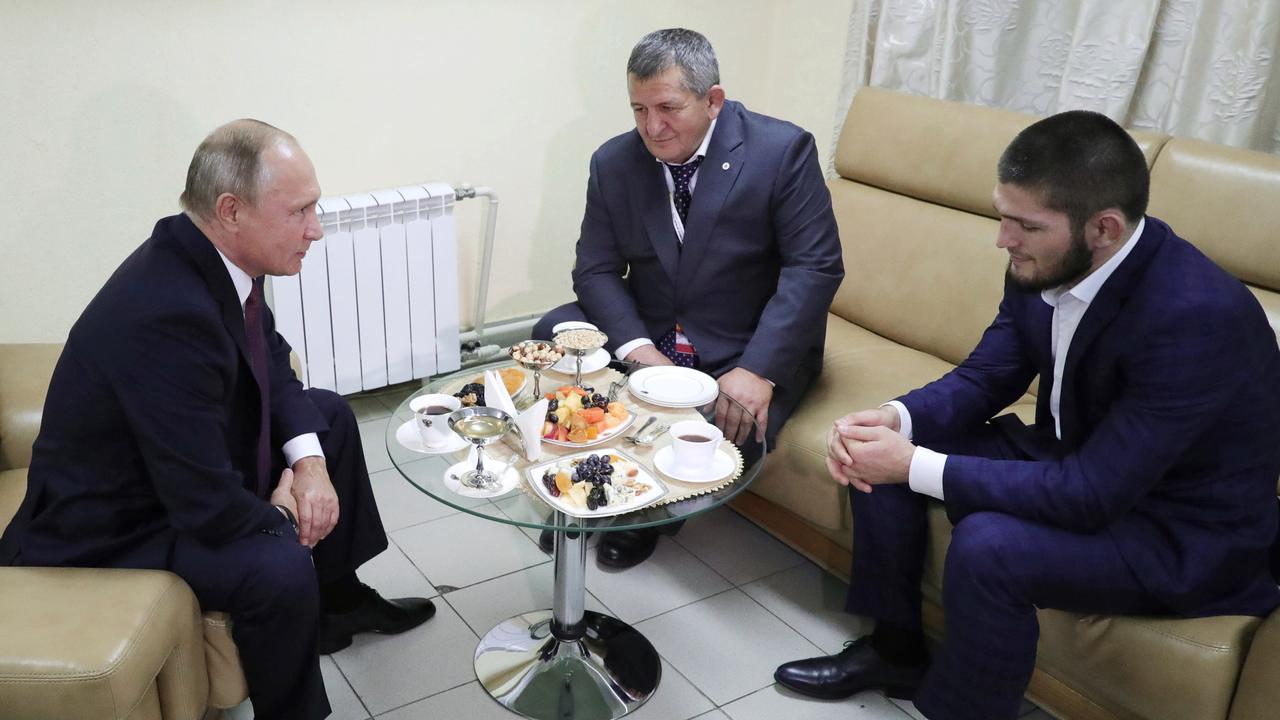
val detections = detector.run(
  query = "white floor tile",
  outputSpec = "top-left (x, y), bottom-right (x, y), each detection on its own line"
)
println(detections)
top-left (741, 563), bottom-right (871, 654)
top-left (348, 395), bottom-right (393, 423)
top-left (723, 684), bottom-right (912, 719)
top-left (691, 711), bottom-right (732, 720)
top-left (627, 659), bottom-right (716, 720)
top-left (585, 538), bottom-right (732, 624)
top-left (889, 696), bottom-right (927, 719)
top-left (442, 563), bottom-right (610, 637)
top-left (374, 681), bottom-right (513, 719)
top-left (391, 512), bottom-right (549, 589)
top-left (674, 507), bottom-right (805, 585)
top-left (369, 463), bottom-right (487, 533)
top-left (331, 601), bottom-right (478, 716)
top-left (356, 541), bottom-right (438, 602)
top-left (360, 419), bottom-right (395, 473)
top-left (493, 493), bottom-right (602, 551)
top-left (222, 699), bottom-right (252, 720)
top-left (636, 589), bottom-right (821, 705)
top-left (321, 655), bottom-right (371, 719)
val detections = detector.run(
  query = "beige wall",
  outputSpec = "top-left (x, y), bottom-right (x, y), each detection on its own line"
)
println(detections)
top-left (0, 0), bottom-right (854, 343)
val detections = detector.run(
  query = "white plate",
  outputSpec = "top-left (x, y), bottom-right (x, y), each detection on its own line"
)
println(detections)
top-left (444, 459), bottom-right (521, 499)
top-left (547, 348), bottom-right (610, 376)
top-left (653, 444), bottom-right (736, 484)
top-left (526, 450), bottom-right (667, 518)
top-left (542, 409), bottom-right (635, 448)
top-left (627, 366), bottom-right (719, 407)
top-left (394, 420), bottom-right (470, 455)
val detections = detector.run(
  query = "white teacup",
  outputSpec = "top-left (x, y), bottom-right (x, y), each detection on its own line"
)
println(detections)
top-left (669, 420), bottom-right (723, 471)
top-left (409, 394), bottom-right (462, 448)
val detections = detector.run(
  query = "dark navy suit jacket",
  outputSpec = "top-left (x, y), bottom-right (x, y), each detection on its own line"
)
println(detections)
top-left (900, 217), bottom-right (1280, 617)
top-left (1, 214), bottom-right (325, 567)
top-left (570, 100), bottom-right (844, 389)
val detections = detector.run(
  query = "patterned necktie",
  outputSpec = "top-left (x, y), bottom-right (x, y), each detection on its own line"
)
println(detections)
top-left (243, 278), bottom-right (272, 497)
top-left (666, 157), bottom-right (703, 224)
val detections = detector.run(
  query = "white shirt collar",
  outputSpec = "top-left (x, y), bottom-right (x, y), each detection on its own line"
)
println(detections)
top-left (214, 247), bottom-right (254, 310)
top-left (654, 117), bottom-right (717, 166)
top-left (1042, 217), bottom-right (1145, 307)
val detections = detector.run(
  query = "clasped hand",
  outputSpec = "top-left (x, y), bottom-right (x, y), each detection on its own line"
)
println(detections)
top-left (825, 407), bottom-right (915, 494)
top-left (269, 456), bottom-right (339, 547)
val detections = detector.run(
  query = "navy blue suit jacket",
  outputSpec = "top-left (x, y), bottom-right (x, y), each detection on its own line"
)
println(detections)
top-left (570, 100), bottom-right (844, 387)
top-left (900, 217), bottom-right (1280, 617)
top-left (1, 214), bottom-right (325, 567)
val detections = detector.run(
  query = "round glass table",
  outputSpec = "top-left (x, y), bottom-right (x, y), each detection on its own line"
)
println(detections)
top-left (385, 358), bottom-right (767, 720)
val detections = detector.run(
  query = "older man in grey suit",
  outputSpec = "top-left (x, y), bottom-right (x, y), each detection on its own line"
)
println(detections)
top-left (534, 28), bottom-right (845, 567)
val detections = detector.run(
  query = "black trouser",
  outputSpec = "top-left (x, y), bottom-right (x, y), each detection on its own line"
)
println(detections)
top-left (107, 388), bottom-right (387, 720)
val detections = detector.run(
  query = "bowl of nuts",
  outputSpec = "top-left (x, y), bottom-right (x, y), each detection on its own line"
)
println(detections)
top-left (509, 340), bottom-right (566, 404)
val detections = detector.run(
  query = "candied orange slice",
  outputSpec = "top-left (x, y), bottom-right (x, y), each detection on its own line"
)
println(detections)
top-left (607, 402), bottom-right (628, 419)
top-left (555, 471), bottom-right (573, 494)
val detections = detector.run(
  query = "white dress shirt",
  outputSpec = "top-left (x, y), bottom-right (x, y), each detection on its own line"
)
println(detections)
top-left (893, 218), bottom-right (1145, 500)
top-left (615, 119), bottom-right (719, 362)
top-left (215, 249), bottom-right (324, 466)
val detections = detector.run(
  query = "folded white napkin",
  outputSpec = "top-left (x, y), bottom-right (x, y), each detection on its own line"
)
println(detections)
top-left (484, 369), bottom-right (547, 460)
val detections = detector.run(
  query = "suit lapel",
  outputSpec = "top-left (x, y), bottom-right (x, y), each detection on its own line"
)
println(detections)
top-left (637, 148), bottom-right (681, 282)
top-left (677, 103), bottom-right (745, 292)
top-left (171, 215), bottom-right (259, 386)
top-left (1059, 219), bottom-right (1167, 442)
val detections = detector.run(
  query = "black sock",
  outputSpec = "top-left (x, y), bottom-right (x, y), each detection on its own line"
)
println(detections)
top-left (320, 573), bottom-right (366, 614)
top-left (871, 623), bottom-right (928, 665)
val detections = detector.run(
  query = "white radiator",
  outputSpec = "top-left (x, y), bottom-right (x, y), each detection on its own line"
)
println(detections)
top-left (268, 182), bottom-right (461, 394)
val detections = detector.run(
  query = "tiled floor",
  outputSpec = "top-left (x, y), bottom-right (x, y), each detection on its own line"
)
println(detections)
top-left (228, 387), bottom-right (1054, 720)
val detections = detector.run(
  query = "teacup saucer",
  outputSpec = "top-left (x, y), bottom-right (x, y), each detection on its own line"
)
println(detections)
top-left (444, 460), bottom-right (520, 499)
top-left (395, 420), bottom-right (470, 455)
top-left (653, 444), bottom-right (735, 484)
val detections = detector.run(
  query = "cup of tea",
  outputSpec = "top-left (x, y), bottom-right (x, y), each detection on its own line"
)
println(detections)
top-left (409, 394), bottom-right (462, 448)
top-left (669, 420), bottom-right (724, 471)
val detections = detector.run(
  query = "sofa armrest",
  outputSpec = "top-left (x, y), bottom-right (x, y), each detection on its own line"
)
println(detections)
top-left (0, 567), bottom-right (209, 720)
top-left (1228, 609), bottom-right (1280, 720)
top-left (0, 344), bottom-right (62, 472)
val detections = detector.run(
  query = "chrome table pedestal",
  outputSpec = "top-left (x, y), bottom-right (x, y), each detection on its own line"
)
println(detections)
top-left (474, 515), bottom-right (660, 719)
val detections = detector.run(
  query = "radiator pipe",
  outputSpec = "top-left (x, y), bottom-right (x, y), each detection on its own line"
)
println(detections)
top-left (454, 183), bottom-right (500, 343)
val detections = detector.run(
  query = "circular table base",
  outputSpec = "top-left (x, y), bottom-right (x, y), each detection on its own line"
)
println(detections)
top-left (475, 610), bottom-right (660, 720)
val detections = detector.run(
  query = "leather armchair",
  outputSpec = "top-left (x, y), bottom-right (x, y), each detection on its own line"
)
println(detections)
top-left (0, 343), bottom-right (247, 720)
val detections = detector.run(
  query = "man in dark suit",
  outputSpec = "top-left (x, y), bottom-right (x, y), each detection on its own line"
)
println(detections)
top-left (774, 111), bottom-right (1280, 719)
top-left (534, 28), bottom-right (845, 567)
top-left (0, 120), bottom-right (435, 720)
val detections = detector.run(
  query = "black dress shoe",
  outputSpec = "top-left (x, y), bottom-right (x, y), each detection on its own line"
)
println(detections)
top-left (774, 638), bottom-right (926, 700)
top-left (539, 528), bottom-right (593, 554)
top-left (319, 584), bottom-right (436, 655)
top-left (597, 528), bottom-right (660, 569)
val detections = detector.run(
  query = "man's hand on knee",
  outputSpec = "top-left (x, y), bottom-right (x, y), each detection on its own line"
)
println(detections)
top-left (716, 367), bottom-right (773, 444)
top-left (287, 457), bottom-right (340, 548)
top-left (836, 424), bottom-right (914, 486)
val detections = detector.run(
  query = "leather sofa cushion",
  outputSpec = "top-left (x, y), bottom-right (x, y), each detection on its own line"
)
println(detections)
top-left (1148, 137), bottom-right (1280, 294)
top-left (827, 179), bottom-right (1011, 368)
top-left (1228, 612), bottom-right (1280, 720)
top-left (0, 343), bottom-right (61, 472)
top-left (1035, 610), bottom-right (1260, 720)
top-left (1, 467), bottom-right (25, 527)
top-left (758, 317), bottom-right (1034, 531)
top-left (202, 612), bottom-right (247, 709)
top-left (0, 567), bottom-right (208, 720)
top-left (834, 87), bottom-right (1167, 222)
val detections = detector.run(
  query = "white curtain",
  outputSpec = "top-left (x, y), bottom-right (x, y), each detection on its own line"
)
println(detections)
top-left (833, 0), bottom-right (1280, 155)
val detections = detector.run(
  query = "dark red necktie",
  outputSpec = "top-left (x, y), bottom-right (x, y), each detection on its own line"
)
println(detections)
top-left (244, 278), bottom-right (272, 497)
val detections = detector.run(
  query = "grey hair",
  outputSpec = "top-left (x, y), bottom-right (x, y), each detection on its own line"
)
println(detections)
top-left (179, 119), bottom-right (297, 221)
top-left (627, 28), bottom-right (720, 96)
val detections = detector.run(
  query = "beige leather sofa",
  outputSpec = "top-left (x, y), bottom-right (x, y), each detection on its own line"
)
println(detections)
top-left (734, 87), bottom-right (1280, 720)
top-left (0, 344), bottom-right (247, 720)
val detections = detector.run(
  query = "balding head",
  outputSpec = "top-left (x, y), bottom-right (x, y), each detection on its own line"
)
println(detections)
top-left (180, 119), bottom-right (299, 222)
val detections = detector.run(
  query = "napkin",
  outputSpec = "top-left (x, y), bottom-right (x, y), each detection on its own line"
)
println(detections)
top-left (484, 369), bottom-right (547, 460)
